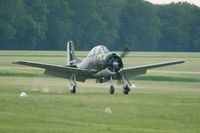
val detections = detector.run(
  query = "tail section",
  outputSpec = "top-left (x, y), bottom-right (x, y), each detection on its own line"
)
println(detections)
top-left (67, 41), bottom-right (76, 66)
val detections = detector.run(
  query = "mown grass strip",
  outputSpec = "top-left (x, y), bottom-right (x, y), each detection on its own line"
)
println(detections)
top-left (131, 75), bottom-right (200, 82)
top-left (0, 72), bottom-right (47, 77)
top-left (0, 72), bottom-right (199, 82)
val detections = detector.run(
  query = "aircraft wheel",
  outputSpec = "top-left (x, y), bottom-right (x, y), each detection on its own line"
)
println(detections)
top-left (70, 85), bottom-right (76, 94)
top-left (109, 86), bottom-right (115, 94)
top-left (123, 85), bottom-right (130, 95)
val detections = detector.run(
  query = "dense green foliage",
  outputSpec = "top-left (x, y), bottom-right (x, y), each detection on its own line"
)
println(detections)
top-left (0, 0), bottom-right (200, 51)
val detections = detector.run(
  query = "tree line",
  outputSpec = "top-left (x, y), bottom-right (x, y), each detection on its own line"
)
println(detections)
top-left (0, 0), bottom-right (199, 51)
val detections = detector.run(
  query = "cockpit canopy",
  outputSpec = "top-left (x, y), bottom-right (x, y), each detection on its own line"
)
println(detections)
top-left (88, 45), bottom-right (109, 57)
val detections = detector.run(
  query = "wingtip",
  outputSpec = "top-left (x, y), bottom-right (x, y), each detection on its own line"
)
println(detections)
top-left (12, 61), bottom-right (24, 64)
top-left (180, 60), bottom-right (186, 63)
top-left (12, 61), bottom-right (19, 64)
top-left (175, 60), bottom-right (186, 64)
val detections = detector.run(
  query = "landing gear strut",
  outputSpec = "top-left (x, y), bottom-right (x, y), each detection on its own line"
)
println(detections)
top-left (69, 75), bottom-right (77, 94)
top-left (121, 75), bottom-right (132, 95)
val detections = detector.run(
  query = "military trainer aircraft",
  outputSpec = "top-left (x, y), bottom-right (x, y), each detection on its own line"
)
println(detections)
top-left (13, 41), bottom-right (185, 94)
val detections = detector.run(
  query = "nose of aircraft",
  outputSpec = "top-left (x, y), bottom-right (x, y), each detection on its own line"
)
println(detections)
top-left (106, 53), bottom-right (123, 73)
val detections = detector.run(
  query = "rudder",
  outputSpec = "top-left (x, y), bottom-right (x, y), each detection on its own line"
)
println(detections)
top-left (67, 41), bottom-right (76, 66)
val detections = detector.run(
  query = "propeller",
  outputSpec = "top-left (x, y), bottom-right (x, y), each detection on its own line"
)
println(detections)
top-left (117, 44), bottom-right (132, 84)
top-left (107, 54), bottom-right (123, 73)
top-left (120, 44), bottom-right (132, 58)
top-left (105, 44), bottom-right (132, 85)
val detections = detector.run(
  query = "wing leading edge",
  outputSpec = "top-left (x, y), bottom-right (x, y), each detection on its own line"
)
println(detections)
top-left (13, 60), bottom-right (185, 81)
top-left (120, 60), bottom-right (185, 77)
top-left (13, 61), bottom-right (95, 82)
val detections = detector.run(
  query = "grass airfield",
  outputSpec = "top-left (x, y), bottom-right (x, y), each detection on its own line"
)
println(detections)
top-left (0, 51), bottom-right (200, 133)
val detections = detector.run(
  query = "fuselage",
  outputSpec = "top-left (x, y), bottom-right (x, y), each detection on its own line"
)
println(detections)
top-left (76, 45), bottom-right (123, 73)
top-left (77, 45), bottom-right (108, 71)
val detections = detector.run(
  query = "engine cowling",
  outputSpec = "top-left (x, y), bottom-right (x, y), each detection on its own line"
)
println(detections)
top-left (105, 53), bottom-right (123, 73)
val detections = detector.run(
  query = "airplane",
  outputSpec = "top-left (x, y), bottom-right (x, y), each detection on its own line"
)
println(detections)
top-left (13, 41), bottom-right (185, 95)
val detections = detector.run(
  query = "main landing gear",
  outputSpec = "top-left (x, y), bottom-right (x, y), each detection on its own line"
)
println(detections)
top-left (122, 75), bottom-right (132, 95)
top-left (108, 76), bottom-right (132, 95)
top-left (109, 85), bottom-right (115, 94)
top-left (69, 75), bottom-right (134, 95)
top-left (69, 75), bottom-right (77, 94)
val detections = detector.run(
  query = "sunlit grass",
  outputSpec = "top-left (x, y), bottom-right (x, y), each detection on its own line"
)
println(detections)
top-left (0, 51), bottom-right (199, 133)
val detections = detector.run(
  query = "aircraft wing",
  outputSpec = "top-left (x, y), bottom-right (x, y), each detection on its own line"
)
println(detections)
top-left (119, 60), bottom-right (185, 77)
top-left (13, 61), bottom-right (95, 82)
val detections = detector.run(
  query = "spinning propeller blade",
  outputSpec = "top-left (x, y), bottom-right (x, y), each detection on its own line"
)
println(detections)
top-left (120, 44), bottom-right (132, 58)
top-left (117, 44), bottom-right (133, 84)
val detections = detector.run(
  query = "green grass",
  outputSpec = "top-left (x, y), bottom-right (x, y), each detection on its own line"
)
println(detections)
top-left (0, 51), bottom-right (200, 133)
top-left (0, 70), bottom-right (199, 82)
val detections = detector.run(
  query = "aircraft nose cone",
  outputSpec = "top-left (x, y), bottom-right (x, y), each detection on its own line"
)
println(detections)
top-left (106, 54), bottom-right (123, 72)
top-left (113, 61), bottom-right (119, 66)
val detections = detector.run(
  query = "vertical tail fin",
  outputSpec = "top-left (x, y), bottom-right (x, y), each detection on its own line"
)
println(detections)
top-left (67, 41), bottom-right (76, 66)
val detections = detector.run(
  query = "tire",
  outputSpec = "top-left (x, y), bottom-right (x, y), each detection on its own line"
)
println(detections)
top-left (109, 86), bottom-right (115, 94)
top-left (70, 85), bottom-right (76, 94)
top-left (123, 86), bottom-right (130, 95)
top-left (123, 89), bottom-right (129, 95)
